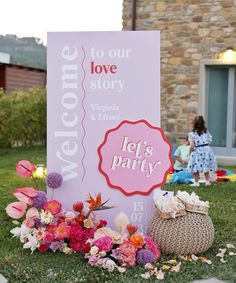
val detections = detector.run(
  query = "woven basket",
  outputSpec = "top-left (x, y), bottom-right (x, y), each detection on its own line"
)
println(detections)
top-left (148, 212), bottom-right (214, 255)
top-left (155, 205), bottom-right (186, 219)
top-left (177, 197), bottom-right (209, 215)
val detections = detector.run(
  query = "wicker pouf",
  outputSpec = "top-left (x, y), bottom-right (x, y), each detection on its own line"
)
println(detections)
top-left (148, 212), bottom-right (214, 255)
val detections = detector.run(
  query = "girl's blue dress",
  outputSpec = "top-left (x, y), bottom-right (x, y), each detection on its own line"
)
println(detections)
top-left (187, 131), bottom-right (217, 173)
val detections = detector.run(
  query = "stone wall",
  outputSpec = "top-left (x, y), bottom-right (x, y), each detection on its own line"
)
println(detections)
top-left (123, 0), bottom-right (236, 140)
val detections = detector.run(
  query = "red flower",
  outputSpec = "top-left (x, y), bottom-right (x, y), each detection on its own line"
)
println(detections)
top-left (44, 200), bottom-right (62, 215)
top-left (39, 244), bottom-right (49, 252)
top-left (84, 243), bottom-right (91, 253)
top-left (97, 219), bottom-right (107, 229)
top-left (70, 224), bottom-right (83, 239)
top-left (16, 160), bottom-right (36, 179)
top-left (126, 224), bottom-right (138, 235)
top-left (47, 224), bottom-right (57, 235)
top-left (73, 201), bottom-right (84, 212)
top-left (69, 227), bottom-right (95, 252)
top-left (74, 214), bottom-right (86, 226)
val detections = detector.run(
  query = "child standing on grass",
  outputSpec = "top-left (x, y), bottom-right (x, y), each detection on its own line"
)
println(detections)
top-left (187, 115), bottom-right (217, 187)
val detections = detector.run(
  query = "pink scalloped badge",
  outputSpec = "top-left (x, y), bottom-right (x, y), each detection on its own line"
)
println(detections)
top-left (98, 120), bottom-right (173, 196)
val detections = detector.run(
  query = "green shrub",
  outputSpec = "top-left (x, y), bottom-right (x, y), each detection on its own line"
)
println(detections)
top-left (0, 88), bottom-right (46, 148)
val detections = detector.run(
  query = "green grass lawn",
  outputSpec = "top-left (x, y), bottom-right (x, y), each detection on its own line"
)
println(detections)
top-left (0, 147), bottom-right (236, 283)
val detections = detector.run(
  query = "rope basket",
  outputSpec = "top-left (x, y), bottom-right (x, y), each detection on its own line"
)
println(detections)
top-left (148, 212), bottom-right (214, 255)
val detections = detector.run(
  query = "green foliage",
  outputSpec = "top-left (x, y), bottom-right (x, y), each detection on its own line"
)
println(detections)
top-left (0, 88), bottom-right (46, 147)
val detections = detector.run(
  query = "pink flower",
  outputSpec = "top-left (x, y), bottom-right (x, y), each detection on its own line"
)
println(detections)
top-left (24, 207), bottom-right (39, 228)
top-left (70, 224), bottom-right (83, 239)
top-left (16, 160), bottom-right (36, 178)
top-left (44, 200), bottom-right (62, 215)
top-left (13, 187), bottom-right (37, 205)
top-left (6, 201), bottom-right (27, 219)
top-left (87, 255), bottom-right (100, 266)
top-left (145, 236), bottom-right (161, 260)
top-left (44, 233), bottom-right (54, 244)
top-left (115, 240), bottom-right (137, 267)
top-left (93, 236), bottom-right (113, 252)
top-left (55, 223), bottom-right (71, 240)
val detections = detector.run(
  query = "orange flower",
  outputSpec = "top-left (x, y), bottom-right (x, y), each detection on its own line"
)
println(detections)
top-left (130, 233), bottom-right (144, 249)
top-left (86, 193), bottom-right (102, 211)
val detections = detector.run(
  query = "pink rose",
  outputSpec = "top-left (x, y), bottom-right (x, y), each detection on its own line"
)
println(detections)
top-left (93, 236), bottom-right (113, 252)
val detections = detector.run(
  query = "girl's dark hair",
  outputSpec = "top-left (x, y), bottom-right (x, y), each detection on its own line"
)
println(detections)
top-left (193, 115), bottom-right (207, 135)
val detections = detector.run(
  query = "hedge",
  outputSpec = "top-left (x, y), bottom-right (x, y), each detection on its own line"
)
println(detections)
top-left (0, 88), bottom-right (46, 148)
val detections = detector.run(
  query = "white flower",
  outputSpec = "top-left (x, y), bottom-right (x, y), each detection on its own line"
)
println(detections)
top-left (229, 252), bottom-right (236, 256)
top-left (191, 254), bottom-right (198, 261)
top-left (117, 267), bottom-right (126, 273)
top-left (90, 246), bottom-right (99, 256)
top-left (99, 251), bottom-right (106, 257)
top-left (10, 227), bottom-right (21, 238)
top-left (141, 272), bottom-right (151, 279)
top-left (84, 219), bottom-right (94, 228)
top-left (156, 270), bottom-right (165, 280)
top-left (171, 262), bottom-right (181, 273)
top-left (226, 244), bottom-right (235, 249)
top-left (220, 258), bottom-right (227, 263)
top-left (102, 258), bottom-right (117, 272)
top-left (40, 210), bottom-right (53, 224)
top-left (23, 234), bottom-right (39, 253)
top-left (145, 263), bottom-right (154, 270)
top-left (114, 212), bottom-right (129, 233)
top-left (202, 259), bottom-right (212, 265)
top-left (11, 224), bottom-right (32, 243)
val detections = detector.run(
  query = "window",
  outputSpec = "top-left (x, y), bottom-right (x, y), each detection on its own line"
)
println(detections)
top-left (199, 60), bottom-right (236, 158)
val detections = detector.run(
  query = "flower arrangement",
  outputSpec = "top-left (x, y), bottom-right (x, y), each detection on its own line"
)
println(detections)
top-left (6, 160), bottom-right (161, 272)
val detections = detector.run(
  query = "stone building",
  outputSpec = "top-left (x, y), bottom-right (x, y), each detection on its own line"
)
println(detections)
top-left (123, 0), bottom-right (236, 164)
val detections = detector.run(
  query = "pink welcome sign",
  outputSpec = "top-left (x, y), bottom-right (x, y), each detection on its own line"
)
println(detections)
top-left (47, 31), bottom-right (167, 232)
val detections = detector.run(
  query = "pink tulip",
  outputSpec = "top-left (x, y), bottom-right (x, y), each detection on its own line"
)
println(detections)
top-left (6, 202), bottom-right (27, 219)
top-left (13, 187), bottom-right (37, 205)
top-left (16, 160), bottom-right (36, 178)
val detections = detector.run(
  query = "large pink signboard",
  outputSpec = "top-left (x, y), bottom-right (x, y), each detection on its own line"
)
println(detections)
top-left (47, 31), bottom-right (164, 232)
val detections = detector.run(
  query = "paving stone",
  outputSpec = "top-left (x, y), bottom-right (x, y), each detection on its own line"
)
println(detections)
top-left (0, 274), bottom-right (8, 283)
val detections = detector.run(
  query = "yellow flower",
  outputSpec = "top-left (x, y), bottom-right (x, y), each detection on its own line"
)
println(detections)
top-left (162, 265), bottom-right (171, 270)
top-left (61, 243), bottom-right (73, 255)
top-left (83, 219), bottom-right (94, 228)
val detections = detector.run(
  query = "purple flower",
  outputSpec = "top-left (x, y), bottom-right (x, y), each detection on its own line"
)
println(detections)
top-left (46, 172), bottom-right (63, 189)
top-left (34, 217), bottom-right (43, 229)
top-left (32, 191), bottom-right (47, 209)
top-left (49, 241), bottom-right (63, 252)
top-left (136, 249), bottom-right (156, 266)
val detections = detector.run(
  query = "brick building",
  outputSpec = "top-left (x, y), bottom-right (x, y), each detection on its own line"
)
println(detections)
top-left (123, 0), bottom-right (236, 164)
top-left (0, 63), bottom-right (46, 93)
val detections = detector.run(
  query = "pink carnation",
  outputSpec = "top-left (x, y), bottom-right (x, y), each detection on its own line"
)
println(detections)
top-left (55, 223), bottom-right (71, 240)
top-left (93, 236), bottom-right (113, 252)
top-left (69, 226), bottom-right (94, 253)
top-left (145, 236), bottom-right (161, 260)
top-left (44, 233), bottom-right (54, 244)
top-left (115, 240), bottom-right (137, 267)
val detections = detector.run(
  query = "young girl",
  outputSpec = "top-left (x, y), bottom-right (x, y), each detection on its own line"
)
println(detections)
top-left (187, 115), bottom-right (217, 187)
